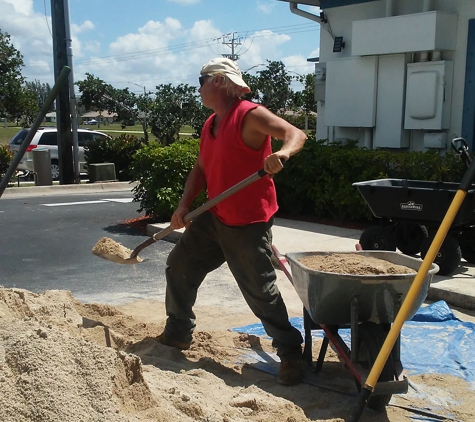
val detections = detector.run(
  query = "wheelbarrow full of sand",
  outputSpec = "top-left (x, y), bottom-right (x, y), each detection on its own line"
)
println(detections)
top-left (272, 247), bottom-right (439, 412)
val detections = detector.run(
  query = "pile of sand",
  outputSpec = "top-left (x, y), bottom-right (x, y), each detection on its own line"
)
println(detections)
top-left (0, 287), bottom-right (473, 422)
top-left (297, 253), bottom-right (415, 275)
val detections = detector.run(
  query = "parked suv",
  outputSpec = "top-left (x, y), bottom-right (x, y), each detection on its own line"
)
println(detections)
top-left (8, 127), bottom-right (111, 180)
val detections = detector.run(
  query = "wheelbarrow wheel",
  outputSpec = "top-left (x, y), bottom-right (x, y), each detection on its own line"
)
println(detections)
top-left (394, 223), bottom-right (428, 255)
top-left (359, 226), bottom-right (396, 251)
top-left (420, 234), bottom-right (461, 276)
top-left (357, 322), bottom-right (394, 411)
top-left (459, 228), bottom-right (475, 264)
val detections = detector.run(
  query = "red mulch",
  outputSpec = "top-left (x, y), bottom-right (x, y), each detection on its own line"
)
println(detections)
top-left (122, 213), bottom-right (370, 233)
top-left (121, 215), bottom-right (157, 234)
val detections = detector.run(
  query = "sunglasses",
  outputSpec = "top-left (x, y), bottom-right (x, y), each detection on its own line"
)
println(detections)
top-left (199, 74), bottom-right (212, 87)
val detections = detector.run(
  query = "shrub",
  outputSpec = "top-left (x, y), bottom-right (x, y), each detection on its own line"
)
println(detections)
top-left (84, 134), bottom-right (145, 181)
top-left (273, 136), bottom-right (469, 223)
top-left (130, 138), bottom-right (206, 220)
top-left (0, 145), bottom-right (13, 178)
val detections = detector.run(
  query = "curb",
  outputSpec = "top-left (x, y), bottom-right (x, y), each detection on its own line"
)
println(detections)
top-left (428, 286), bottom-right (475, 311)
top-left (2, 181), bottom-right (138, 197)
top-left (147, 222), bottom-right (183, 244)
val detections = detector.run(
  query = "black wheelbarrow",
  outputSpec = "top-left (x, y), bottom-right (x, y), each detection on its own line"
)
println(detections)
top-left (353, 138), bottom-right (475, 276)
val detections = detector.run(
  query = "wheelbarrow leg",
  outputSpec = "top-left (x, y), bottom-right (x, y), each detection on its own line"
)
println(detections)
top-left (303, 307), bottom-right (314, 366)
top-left (315, 337), bottom-right (329, 373)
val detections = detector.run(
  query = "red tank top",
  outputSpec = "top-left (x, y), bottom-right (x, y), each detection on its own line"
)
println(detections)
top-left (200, 99), bottom-right (278, 226)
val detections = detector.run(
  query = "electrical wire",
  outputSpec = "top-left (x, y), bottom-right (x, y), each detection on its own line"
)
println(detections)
top-left (43, 0), bottom-right (52, 37)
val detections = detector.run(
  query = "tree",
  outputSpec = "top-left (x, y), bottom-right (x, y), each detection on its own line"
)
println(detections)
top-left (76, 73), bottom-right (150, 141)
top-left (245, 60), bottom-right (293, 114)
top-left (25, 80), bottom-right (53, 111)
top-left (148, 83), bottom-right (202, 146)
top-left (0, 30), bottom-right (26, 120)
top-left (9, 87), bottom-right (39, 127)
top-left (290, 72), bottom-right (316, 131)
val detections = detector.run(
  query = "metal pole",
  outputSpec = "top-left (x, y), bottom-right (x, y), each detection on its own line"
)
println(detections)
top-left (63, 0), bottom-right (80, 183)
top-left (51, 0), bottom-right (74, 184)
top-left (0, 67), bottom-right (71, 198)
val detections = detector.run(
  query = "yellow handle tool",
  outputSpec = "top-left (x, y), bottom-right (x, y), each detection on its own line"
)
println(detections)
top-left (349, 138), bottom-right (475, 421)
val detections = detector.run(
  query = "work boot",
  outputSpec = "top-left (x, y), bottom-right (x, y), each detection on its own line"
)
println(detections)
top-left (277, 357), bottom-right (303, 386)
top-left (156, 332), bottom-right (191, 350)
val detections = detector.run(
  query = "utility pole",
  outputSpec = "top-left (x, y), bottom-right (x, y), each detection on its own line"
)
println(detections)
top-left (221, 32), bottom-right (242, 61)
top-left (51, 0), bottom-right (74, 184)
top-left (64, 0), bottom-right (80, 183)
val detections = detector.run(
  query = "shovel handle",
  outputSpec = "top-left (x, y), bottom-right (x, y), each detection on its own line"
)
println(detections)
top-left (130, 165), bottom-right (273, 258)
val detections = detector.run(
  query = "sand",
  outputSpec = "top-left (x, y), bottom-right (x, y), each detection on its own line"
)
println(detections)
top-left (91, 237), bottom-right (143, 263)
top-left (297, 253), bottom-right (415, 275)
top-left (1, 285), bottom-right (474, 422)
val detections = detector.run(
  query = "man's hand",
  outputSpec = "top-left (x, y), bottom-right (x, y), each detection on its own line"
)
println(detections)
top-left (264, 153), bottom-right (287, 174)
top-left (170, 205), bottom-right (191, 230)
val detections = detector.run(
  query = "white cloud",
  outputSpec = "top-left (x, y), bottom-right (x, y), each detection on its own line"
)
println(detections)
top-left (72, 20), bottom-right (94, 34)
top-left (3, 0), bottom-right (32, 15)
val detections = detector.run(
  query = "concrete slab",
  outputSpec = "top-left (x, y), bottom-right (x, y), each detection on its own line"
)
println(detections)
top-left (148, 217), bottom-right (475, 312)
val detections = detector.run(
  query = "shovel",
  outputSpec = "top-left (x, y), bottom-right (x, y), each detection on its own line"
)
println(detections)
top-left (93, 165), bottom-right (272, 264)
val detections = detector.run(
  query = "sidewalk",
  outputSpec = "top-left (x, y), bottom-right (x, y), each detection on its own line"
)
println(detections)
top-left (148, 218), bottom-right (475, 312)
top-left (1, 181), bottom-right (137, 198)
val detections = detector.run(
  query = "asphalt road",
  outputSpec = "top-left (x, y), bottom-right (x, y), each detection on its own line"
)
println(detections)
top-left (0, 191), bottom-right (175, 304)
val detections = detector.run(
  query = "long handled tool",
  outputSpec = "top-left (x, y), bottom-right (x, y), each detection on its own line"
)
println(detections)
top-left (93, 166), bottom-right (272, 264)
top-left (349, 137), bottom-right (475, 421)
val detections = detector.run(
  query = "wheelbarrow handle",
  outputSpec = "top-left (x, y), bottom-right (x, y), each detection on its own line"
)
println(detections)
top-left (451, 137), bottom-right (472, 169)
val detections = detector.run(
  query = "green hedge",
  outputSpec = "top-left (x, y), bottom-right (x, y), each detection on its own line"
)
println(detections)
top-left (84, 134), bottom-right (144, 181)
top-left (89, 132), bottom-right (469, 224)
top-left (273, 138), bottom-right (467, 222)
top-left (130, 138), bottom-right (206, 220)
top-left (0, 145), bottom-right (13, 178)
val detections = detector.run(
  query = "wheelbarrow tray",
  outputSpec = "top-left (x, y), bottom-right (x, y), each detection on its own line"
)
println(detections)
top-left (353, 178), bottom-right (475, 226)
top-left (285, 250), bottom-right (439, 326)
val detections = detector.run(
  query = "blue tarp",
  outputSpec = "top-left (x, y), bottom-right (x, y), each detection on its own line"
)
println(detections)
top-left (233, 300), bottom-right (475, 385)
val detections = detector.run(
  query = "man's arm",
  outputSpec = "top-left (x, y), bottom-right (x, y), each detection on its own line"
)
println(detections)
top-left (170, 155), bottom-right (206, 229)
top-left (241, 106), bottom-right (307, 174)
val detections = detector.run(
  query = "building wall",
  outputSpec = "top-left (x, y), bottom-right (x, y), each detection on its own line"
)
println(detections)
top-left (314, 0), bottom-right (475, 152)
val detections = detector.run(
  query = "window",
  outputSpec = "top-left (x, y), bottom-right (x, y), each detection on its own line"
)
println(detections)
top-left (38, 132), bottom-right (58, 146)
top-left (78, 132), bottom-right (93, 146)
top-left (11, 130), bottom-right (29, 145)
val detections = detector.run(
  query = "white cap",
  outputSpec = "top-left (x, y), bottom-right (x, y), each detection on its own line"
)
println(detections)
top-left (201, 57), bottom-right (251, 93)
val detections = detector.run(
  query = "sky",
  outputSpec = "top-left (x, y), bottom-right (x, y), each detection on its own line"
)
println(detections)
top-left (0, 0), bottom-right (321, 95)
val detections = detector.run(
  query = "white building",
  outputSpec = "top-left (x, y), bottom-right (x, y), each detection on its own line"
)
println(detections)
top-left (278, 0), bottom-right (475, 152)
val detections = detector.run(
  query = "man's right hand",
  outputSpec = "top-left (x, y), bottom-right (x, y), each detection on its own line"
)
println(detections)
top-left (170, 205), bottom-right (190, 230)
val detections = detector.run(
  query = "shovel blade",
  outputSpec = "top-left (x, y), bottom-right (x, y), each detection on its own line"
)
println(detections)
top-left (92, 251), bottom-right (143, 265)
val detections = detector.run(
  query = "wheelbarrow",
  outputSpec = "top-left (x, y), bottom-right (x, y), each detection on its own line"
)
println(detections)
top-left (353, 138), bottom-right (475, 275)
top-left (272, 246), bottom-right (439, 412)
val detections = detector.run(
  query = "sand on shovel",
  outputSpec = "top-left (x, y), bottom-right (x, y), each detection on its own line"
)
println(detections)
top-left (91, 237), bottom-right (143, 263)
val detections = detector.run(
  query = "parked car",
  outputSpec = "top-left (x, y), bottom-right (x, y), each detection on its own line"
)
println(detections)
top-left (7, 127), bottom-right (111, 180)
top-left (86, 119), bottom-right (98, 125)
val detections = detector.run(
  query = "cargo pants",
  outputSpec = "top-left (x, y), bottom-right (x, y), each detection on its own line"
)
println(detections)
top-left (163, 210), bottom-right (303, 359)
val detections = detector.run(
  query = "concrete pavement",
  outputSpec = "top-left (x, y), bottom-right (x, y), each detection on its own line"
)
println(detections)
top-left (2, 181), bottom-right (474, 311)
top-left (148, 217), bottom-right (475, 312)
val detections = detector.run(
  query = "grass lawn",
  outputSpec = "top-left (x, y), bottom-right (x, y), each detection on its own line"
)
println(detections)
top-left (0, 122), bottom-right (196, 147)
